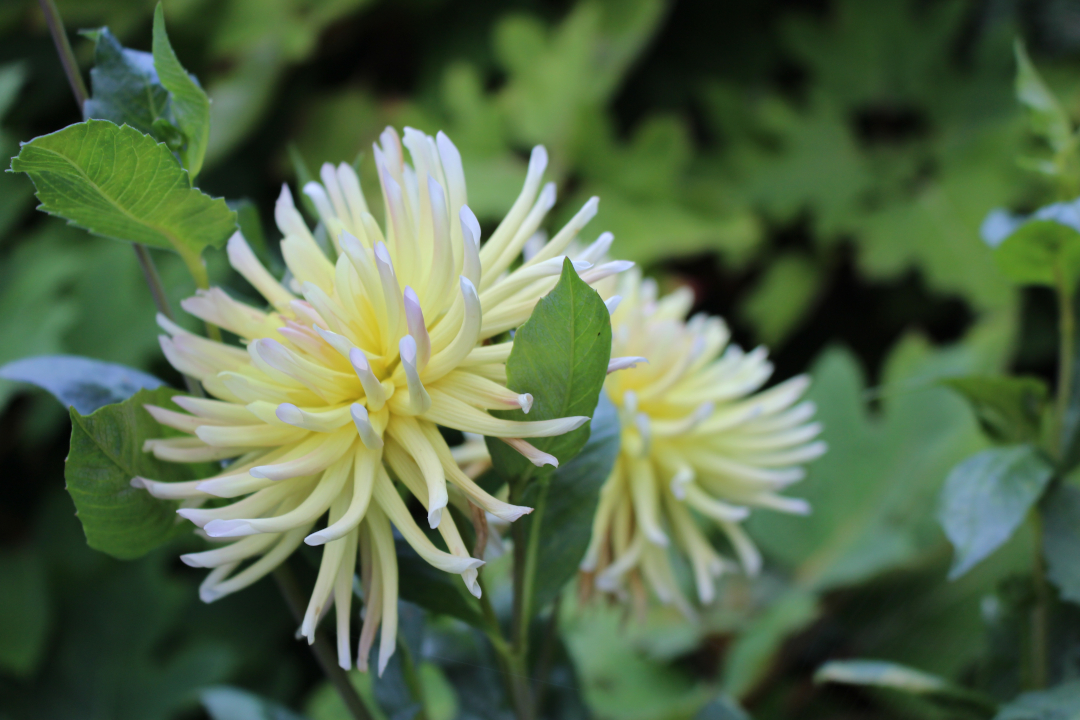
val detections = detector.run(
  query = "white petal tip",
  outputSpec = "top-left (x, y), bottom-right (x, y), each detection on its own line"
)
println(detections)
top-left (130, 477), bottom-right (146, 489)
top-left (275, 403), bottom-right (303, 426)
top-left (179, 554), bottom-right (202, 568)
top-left (204, 519), bottom-right (257, 538)
top-left (304, 531), bottom-right (330, 546)
top-left (518, 394), bottom-right (534, 414)
top-left (428, 507), bottom-right (443, 529)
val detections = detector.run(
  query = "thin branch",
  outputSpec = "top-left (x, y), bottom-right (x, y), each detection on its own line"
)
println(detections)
top-left (38, 0), bottom-right (87, 110)
top-left (274, 565), bottom-right (374, 720)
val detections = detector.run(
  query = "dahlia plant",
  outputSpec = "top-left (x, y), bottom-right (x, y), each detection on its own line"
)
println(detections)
top-left (2, 5), bottom-right (823, 719)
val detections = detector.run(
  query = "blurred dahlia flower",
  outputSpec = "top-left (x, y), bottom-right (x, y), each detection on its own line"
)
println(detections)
top-left (580, 270), bottom-right (825, 615)
top-left (133, 127), bottom-right (626, 673)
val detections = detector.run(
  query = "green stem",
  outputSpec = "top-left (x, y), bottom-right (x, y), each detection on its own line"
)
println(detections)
top-left (396, 635), bottom-right (429, 720)
top-left (1030, 511), bottom-right (1050, 690)
top-left (38, 0), bottom-right (87, 109)
top-left (477, 573), bottom-right (518, 708)
top-left (507, 480), bottom-right (550, 720)
top-left (38, 0), bottom-right (206, 397)
top-left (273, 565), bottom-right (374, 720)
top-left (1055, 270), bottom-right (1075, 458)
top-left (531, 593), bottom-right (562, 715)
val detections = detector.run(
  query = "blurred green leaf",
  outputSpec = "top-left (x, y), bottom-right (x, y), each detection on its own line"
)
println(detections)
top-left (520, 391), bottom-right (620, 610)
top-left (486, 258), bottom-right (611, 484)
top-left (562, 602), bottom-right (712, 720)
top-left (152, 3), bottom-right (210, 178)
top-left (749, 335), bottom-right (991, 590)
top-left (721, 589), bottom-right (819, 699)
top-left (65, 387), bottom-right (211, 560)
top-left (995, 681), bottom-right (1080, 720)
top-left (82, 27), bottom-right (171, 139)
top-left (0, 355), bottom-right (163, 415)
top-left (11, 120), bottom-right (236, 263)
top-left (1041, 483), bottom-right (1080, 606)
top-left (202, 686), bottom-right (308, 720)
top-left (939, 445), bottom-right (1053, 580)
top-left (740, 252), bottom-right (823, 345)
top-left (0, 540), bottom-right (236, 720)
top-left (941, 376), bottom-right (1048, 445)
top-left (0, 547), bottom-right (50, 677)
top-left (815, 659), bottom-right (997, 715)
top-left (991, 219), bottom-right (1080, 291)
top-left (1014, 40), bottom-right (1073, 156)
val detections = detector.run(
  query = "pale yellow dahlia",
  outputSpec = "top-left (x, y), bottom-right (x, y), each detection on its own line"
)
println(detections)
top-left (133, 127), bottom-right (626, 673)
top-left (580, 270), bottom-right (825, 614)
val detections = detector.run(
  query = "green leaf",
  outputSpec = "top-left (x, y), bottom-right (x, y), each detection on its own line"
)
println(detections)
top-left (938, 444), bottom-right (1054, 580)
top-left (740, 251), bottom-right (823, 345)
top-left (0, 547), bottom-right (50, 677)
top-left (748, 335), bottom-right (991, 591)
top-left (995, 681), bottom-right (1080, 720)
top-left (201, 686), bottom-right (308, 720)
top-left (395, 538), bottom-right (484, 628)
top-left (65, 386), bottom-right (213, 560)
top-left (522, 391), bottom-right (620, 610)
top-left (721, 588), bottom-right (819, 698)
top-left (0, 355), bottom-right (164, 415)
top-left (152, 3), bottom-right (210, 178)
top-left (815, 659), bottom-right (997, 715)
top-left (982, 200), bottom-right (1080, 291)
top-left (1014, 40), bottom-right (1073, 155)
top-left (83, 27), bottom-right (171, 139)
top-left (1041, 483), bottom-right (1080, 605)
top-left (485, 258), bottom-right (612, 484)
top-left (10, 119), bottom-right (236, 262)
top-left (941, 375), bottom-right (1049, 445)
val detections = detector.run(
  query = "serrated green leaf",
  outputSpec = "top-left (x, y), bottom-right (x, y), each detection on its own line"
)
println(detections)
top-left (485, 258), bottom-right (612, 484)
top-left (941, 375), bottom-right (1048, 445)
top-left (10, 119), bottom-right (236, 262)
top-left (83, 27), bottom-right (171, 139)
top-left (815, 659), bottom-right (997, 715)
top-left (152, 3), bottom-right (210, 178)
top-left (1014, 40), bottom-right (1073, 155)
top-left (522, 391), bottom-right (620, 610)
top-left (995, 681), bottom-right (1080, 720)
top-left (65, 386), bottom-right (213, 560)
top-left (939, 444), bottom-right (1053, 580)
top-left (1041, 483), bottom-right (1080, 605)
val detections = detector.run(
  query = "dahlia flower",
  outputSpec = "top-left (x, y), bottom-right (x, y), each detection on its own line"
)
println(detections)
top-left (580, 270), bottom-right (825, 615)
top-left (133, 127), bottom-right (626, 673)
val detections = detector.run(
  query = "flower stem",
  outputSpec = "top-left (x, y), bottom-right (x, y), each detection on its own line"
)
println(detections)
top-left (273, 565), bottom-right (374, 720)
top-left (38, 0), bottom-right (87, 109)
top-left (1030, 510), bottom-right (1050, 689)
top-left (507, 479), bottom-right (550, 720)
top-left (37, 0), bottom-right (205, 397)
top-left (1055, 269), bottom-right (1076, 458)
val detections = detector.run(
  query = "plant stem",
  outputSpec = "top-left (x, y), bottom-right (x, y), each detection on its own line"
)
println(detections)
top-left (1055, 270), bottom-right (1076, 458)
top-left (38, 0), bottom-right (87, 109)
top-left (273, 565), bottom-right (374, 720)
top-left (507, 480), bottom-right (550, 720)
top-left (396, 635), bottom-right (429, 720)
top-left (531, 593), bottom-right (562, 715)
top-left (1030, 511), bottom-right (1050, 689)
top-left (37, 0), bottom-right (205, 397)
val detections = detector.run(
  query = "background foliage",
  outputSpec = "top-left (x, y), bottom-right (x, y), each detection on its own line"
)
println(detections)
top-left (3, 0), bottom-right (1080, 718)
